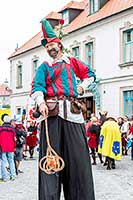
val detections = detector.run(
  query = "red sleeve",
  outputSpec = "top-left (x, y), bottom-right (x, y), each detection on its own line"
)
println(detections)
top-left (129, 125), bottom-right (133, 134)
top-left (86, 130), bottom-right (91, 137)
top-left (69, 57), bottom-right (96, 81)
top-left (13, 130), bottom-right (16, 148)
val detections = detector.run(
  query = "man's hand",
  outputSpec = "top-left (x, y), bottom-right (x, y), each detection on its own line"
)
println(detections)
top-left (77, 86), bottom-right (84, 95)
top-left (39, 102), bottom-right (48, 117)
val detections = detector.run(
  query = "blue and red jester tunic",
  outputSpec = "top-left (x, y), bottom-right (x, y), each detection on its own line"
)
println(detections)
top-left (31, 56), bottom-right (96, 97)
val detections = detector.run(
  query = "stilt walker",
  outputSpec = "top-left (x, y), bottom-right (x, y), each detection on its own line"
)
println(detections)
top-left (31, 19), bottom-right (95, 200)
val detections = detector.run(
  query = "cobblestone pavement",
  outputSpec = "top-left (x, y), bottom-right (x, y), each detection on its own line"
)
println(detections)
top-left (0, 153), bottom-right (133, 200)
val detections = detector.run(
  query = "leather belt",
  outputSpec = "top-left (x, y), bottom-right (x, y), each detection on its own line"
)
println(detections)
top-left (45, 96), bottom-right (78, 120)
top-left (46, 95), bottom-right (77, 101)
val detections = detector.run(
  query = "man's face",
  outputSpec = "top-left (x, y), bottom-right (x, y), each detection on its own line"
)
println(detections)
top-left (123, 116), bottom-right (128, 122)
top-left (45, 42), bottom-right (61, 59)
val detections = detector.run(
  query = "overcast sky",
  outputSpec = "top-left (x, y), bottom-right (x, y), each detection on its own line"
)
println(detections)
top-left (0, 0), bottom-right (81, 84)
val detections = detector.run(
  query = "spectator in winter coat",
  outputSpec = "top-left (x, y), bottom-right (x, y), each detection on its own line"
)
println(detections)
top-left (0, 115), bottom-right (16, 181)
top-left (11, 119), bottom-right (27, 175)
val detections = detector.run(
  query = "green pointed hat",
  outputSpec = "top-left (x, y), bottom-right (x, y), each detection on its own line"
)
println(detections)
top-left (41, 19), bottom-right (61, 46)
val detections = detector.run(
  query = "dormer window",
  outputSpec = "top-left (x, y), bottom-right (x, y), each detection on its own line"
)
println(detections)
top-left (62, 10), bottom-right (69, 26)
top-left (59, 2), bottom-right (84, 26)
top-left (90, 0), bottom-right (99, 14)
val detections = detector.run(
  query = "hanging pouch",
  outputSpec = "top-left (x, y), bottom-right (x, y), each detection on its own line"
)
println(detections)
top-left (70, 99), bottom-right (86, 114)
top-left (46, 99), bottom-right (59, 117)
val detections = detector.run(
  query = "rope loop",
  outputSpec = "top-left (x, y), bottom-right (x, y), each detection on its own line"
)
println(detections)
top-left (39, 118), bottom-right (65, 174)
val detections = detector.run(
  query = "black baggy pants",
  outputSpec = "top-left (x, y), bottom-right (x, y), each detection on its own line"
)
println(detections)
top-left (39, 116), bottom-right (95, 200)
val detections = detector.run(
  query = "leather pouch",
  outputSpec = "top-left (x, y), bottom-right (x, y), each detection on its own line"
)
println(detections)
top-left (70, 100), bottom-right (86, 114)
top-left (46, 100), bottom-right (59, 117)
top-left (70, 101), bottom-right (82, 114)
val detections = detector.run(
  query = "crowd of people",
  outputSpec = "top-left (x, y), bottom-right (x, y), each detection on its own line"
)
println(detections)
top-left (85, 113), bottom-right (133, 170)
top-left (0, 111), bottom-right (132, 181)
top-left (0, 114), bottom-right (39, 182)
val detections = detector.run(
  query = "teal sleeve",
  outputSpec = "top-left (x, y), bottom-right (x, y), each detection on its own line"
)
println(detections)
top-left (81, 60), bottom-right (96, 81)
top-left (32, 63), bottom-right (47, 96)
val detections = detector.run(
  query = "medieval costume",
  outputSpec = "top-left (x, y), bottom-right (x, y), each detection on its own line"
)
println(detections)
top-left (98, 118), bottom-right (122, 169)
top-left (120, 116), bottom-right (130, 155)
top-left (26, 122), bottom-right (38, 158)
top-left (31, 19), bottom-right (95, 200)
top-left (128, 116), bottom-right (133, 160)
top-left (13, 123), bottom-right (27, 174)
top-left (86, 117), bottom-right (103, 165)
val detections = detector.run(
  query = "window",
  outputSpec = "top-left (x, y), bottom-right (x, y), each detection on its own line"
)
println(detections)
top-left (85, 42), bottom-right (93, 67)
top-left (62, 10), bottom-right (69, 26)
top-left (17, 65), bottom-right (22, 87)
top-left (33, 59), bottom-right (38, 75)
top-left (72, 46), bottom-right (80, 59)
top-left (17, 107), bottom-right (21, 115)
top-left (90, 0), bottom-right (99, 14)
top-left (123, 90), bottom-right (133, 116)
top-left (123, 29), bottom-right (133, 63)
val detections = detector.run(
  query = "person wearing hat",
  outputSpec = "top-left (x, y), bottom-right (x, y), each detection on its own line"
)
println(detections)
top-left (0, 115), bottom-right (16, 181)
top-left (31, 19), bottom-right (95, 200)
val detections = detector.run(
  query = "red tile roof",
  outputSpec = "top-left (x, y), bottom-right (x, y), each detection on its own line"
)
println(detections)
top-left (9, 0), bottom-right (133, 59)
top-left (45, 11), bottom-right (62, 20)
top-left (59, 0), bottom-right (86, 12)
top-left (64, 0), bottom-right (133, 34)
top-left (9, 32), bottom-right (42, 59)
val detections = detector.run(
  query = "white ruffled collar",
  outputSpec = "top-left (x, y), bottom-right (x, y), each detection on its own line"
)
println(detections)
top-left (53, 54), bottom-right (70, 64)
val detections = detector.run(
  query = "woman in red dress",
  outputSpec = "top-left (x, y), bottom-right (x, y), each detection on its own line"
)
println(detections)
top-left (26, 121), bottom-right (38, 158)
top-left (86, 117), bottom-right (103, 165)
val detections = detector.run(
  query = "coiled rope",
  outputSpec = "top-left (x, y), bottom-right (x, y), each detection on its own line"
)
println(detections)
top-left (39, 118), bottom-right (65, 174)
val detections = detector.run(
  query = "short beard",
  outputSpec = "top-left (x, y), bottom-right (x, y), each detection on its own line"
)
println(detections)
top-left (48, 48), bottom-right (59, 59)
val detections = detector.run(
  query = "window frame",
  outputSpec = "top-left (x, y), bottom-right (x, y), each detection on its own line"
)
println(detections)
top-left (62, 10), bottom-right (69, 26)
top-left (16, 62), bottom-right (23, 88)
top-left (85, 42), bottom-right (94, 68)
top-left (33, 59), bottom-right (38, 73)
top-left (120, 86), bottom-right (133, 117)
top-left (83, 35), bottom-right (96, 70)
top-left (123, 29), bottom-right (133, 63)
top-left (70, 40), bottom-right (81, 59)
top-left (119, 21), bottom-right (133, 68)
top-left (32, 56), bottom-right (39, 77)
top-left (123, 90), bottom-right (133, 117)
top-left (90, 0), bottom-right (99, 15)
top-left (72, 46), bottom-right (80, 59)
top-left (16, 107), bottom-right (21, 115)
